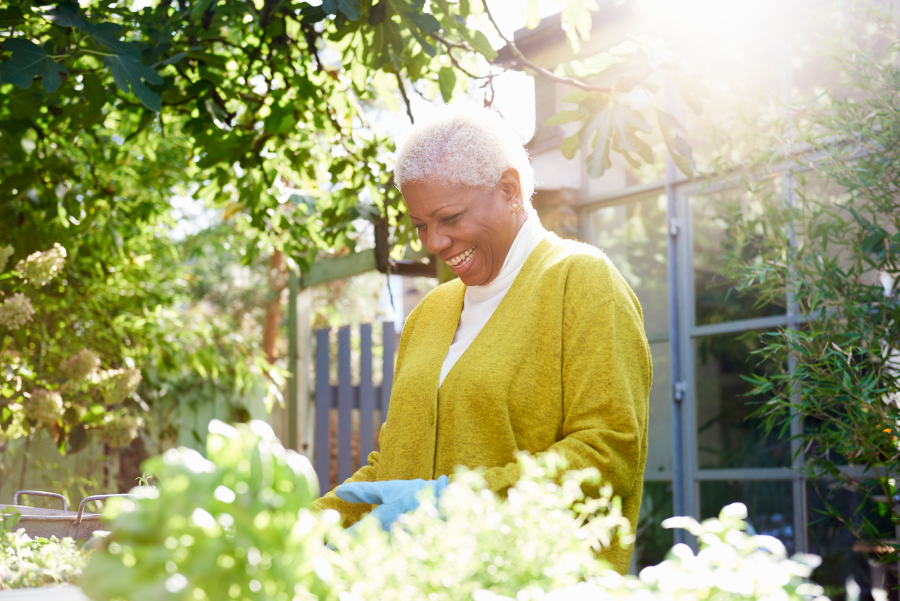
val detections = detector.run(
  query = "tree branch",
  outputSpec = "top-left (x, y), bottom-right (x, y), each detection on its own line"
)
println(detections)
top-left (395, 71), bottom-right (414, 124)
top-left (482, 0), bottom-right (613, 94)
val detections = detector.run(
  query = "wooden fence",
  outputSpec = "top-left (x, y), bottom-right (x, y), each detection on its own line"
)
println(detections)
top-left (314, 322), bottom-right (395, 490)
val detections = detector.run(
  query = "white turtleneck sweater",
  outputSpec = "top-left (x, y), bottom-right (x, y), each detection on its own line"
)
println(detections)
top-left (438, 214), bottom-right (548, 386)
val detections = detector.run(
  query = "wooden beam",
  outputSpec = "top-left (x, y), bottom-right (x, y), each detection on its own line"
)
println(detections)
top-left (300, 249), bottom-right (377, 289)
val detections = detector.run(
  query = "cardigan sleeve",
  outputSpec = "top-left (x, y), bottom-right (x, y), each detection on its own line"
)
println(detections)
top-left (310, 301), bottom-right (424, 526)
top-left (477, 255), bottom-right (652, 501)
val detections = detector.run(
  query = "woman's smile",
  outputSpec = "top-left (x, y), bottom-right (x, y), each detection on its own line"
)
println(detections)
top-left (444, 246), bottom-right (476, 271)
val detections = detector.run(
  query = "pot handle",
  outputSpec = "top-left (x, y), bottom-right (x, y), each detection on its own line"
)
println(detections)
top-left (13, 490), bottom-right (68, 511)
top-left (76, 494), bottom-right (133, 525)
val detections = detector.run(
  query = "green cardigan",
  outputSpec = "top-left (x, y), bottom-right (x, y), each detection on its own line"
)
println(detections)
top-left (314, 234), bottom-right (652, 573)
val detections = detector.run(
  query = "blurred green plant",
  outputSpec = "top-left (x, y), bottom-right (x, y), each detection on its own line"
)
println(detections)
top-left (717, 1), bottom-right (900, 574)
top-left (0, 508), bottom-right (91, 589)
top-left (78, 419), bottom-right (829, 601)
top-left (80, 420), bottom-right (331, 601)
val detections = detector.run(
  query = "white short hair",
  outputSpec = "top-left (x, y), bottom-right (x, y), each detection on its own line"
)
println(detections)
top-left (394, 106), bottom-right (535, 203)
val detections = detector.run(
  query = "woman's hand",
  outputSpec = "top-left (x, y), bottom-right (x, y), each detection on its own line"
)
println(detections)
top-left (334, 476), bottom-right (449, 531)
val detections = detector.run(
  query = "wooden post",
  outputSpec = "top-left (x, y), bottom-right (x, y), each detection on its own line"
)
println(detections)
top-left (315, 329), bottom-right (331, 489)
top-left (278, 271), bottom-right (312, 454)
top-left (359, 324), bottom-right (375, 462)
top-left (381, 321), bottom-right (395, 420)
top-left (337, 327), bottom-right (353, 484)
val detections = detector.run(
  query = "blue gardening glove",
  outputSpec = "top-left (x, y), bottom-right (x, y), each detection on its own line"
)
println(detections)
top-left (335, 476), bottom-right (449, 531)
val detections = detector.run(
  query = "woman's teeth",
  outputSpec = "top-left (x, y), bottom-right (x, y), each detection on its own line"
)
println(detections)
top-left (446, 247), bottom-right (475, 267)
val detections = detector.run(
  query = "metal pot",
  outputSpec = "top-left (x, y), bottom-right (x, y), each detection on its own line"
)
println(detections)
top-left (0, 490), bottom-right (130, 541)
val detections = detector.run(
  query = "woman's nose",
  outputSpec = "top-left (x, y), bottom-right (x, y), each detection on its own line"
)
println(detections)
top-left (423, 228), bottom-right (452, 254)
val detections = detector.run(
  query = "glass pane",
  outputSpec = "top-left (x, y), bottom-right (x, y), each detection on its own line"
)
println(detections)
top-left (694, 332), bottom-right (789, 469)
top-left (691, 187), bottom-right (786, 325)
top-left (646, 341), bottom-right (672, 477)
top-left (700, 480), bottom-right (794, 555)
top-left (634, 481), bottom-right (674, 572)
top-left (587, 193), bottom-right (669, 339)
top-left (807, 482), bottom-right (896, 601)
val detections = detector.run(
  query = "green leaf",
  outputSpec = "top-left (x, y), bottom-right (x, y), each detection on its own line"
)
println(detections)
top-left (338, 0), bottom-right (362, 20)
top-left (40, 4), bottom-right (88, 29)
top-left (408, 29), bottom-right (437, 57)
top-left (526, 0), bottom-right (541, 29)
top-left (84, 21), bottom-right (139, 57)
top-left (190, 0), bottom-right (216, 20)
top-left (322, 0), bottom-right (338, 15)
top-left (561, 0), bottom-right (599, 54)
top-left (585, 105), bottom-right (613, 178)
top-left (544, 110), bottom-right (582, 127)
top-left (560, 133), bottom-right (580, 160)
top-left (369, 1), bottom-right (387, 25)
top-left (103, 54), bottom-right (163, 112)
top-left (264, 103), bottom-right (295, 135)
top-left (0, 7), bottom-right (25, 28)
top-left (560, 89), bottom-right (592, 105)
top-left (467, 30), bottom-right (497, 60)
top-left (438, 66), bottom-right (456, 103)
top-left (153, 52), bottom-right (189, 69)
top-left (83, 72), bottom-right (108, 110)
top-left (657, 109), bottom-right (694, 179)
top-left (403, 11), bottom-right (441, 34)
top-left (673, 73), bottom-right (708, 116)
top-left (0, 39), bottom-right (69, 93)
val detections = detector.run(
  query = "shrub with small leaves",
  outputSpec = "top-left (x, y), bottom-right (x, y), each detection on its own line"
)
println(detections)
top-left (0, 293), bottom-right (36, 330)
top-left (58, 349), bottom-right (101, 383)
top-left (0, 510), bottom-right (91, 589)
top-left (14, 243), bottom-right (67, 287)
top-left (331, 453), bottom-right (632, 601)
top-left (334, 486), bottom-right (827, 601)
top-left (22, 389), bottom-right (64, 425)
top-left (94, 413), bottom-right (142, 449)
top-left (78, 420), bottom-right (831, 601)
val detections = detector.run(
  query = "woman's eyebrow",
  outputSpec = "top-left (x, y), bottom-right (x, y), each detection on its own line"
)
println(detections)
top-left (430, 203), bottom-right (466, 217)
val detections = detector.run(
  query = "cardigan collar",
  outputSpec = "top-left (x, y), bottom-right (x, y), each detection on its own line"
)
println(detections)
top-left (466, 212), bottom-right (548, 303)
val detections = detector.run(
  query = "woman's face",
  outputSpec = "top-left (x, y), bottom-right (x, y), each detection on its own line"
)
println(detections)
top-left (403, 169), bottom-right (523, 287)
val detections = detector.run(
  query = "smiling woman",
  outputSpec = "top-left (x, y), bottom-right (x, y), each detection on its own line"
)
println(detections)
top-left (313, 106), bottom-right (653, 574)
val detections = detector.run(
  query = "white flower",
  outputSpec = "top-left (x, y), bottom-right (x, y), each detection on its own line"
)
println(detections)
top-left (15, 243), bottom-right (67, 286)
top-left (0, 293), bottom-right (36, 330)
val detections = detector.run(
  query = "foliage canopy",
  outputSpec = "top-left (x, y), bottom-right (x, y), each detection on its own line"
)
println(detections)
top-left (721, 5), bottom-right (900, 570)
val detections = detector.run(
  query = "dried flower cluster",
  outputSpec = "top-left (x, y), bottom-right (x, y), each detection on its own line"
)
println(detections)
top-left (22, 389), bottom-right (64, 425)
top-left (95, 368), bottom-right (143, 406)
top-left (58, 349), bottom-right (102, 382)
top-left (15, 243), bottom-right (67, 287)
top-left (95, 413), bottom-right (142, 448)
top-left (0, 293), bottom-right (35, 330)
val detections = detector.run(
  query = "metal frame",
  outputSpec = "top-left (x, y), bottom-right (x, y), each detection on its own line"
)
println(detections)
top-left (572, 5), bottom-right (826, 555)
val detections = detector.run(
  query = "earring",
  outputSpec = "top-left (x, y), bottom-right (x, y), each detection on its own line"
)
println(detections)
top-left (512, 203), bottom-right (519, 211)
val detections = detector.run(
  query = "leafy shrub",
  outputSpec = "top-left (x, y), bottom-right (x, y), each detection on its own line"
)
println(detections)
top-left (80, 419), bottom-right (830, 601)
top-left (79, 420), bottom-right (333, 601)
top-left (0, 510), bottom-right (90, 589)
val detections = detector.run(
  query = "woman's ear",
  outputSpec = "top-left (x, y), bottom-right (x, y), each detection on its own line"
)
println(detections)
top-left (499, 168), bottom-right (522, 212)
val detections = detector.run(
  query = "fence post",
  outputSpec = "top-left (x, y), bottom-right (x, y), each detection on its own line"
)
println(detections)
top-left (359, 323), bottom-right (375, 464)
top-left (336, 327), bottom-right (353, 484)
top-left (382, 321), bottom-right (395, 418)
top-left (314, 329), bottom-right (331, 491)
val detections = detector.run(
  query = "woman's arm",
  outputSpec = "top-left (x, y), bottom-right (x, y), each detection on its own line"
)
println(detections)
top-left (311, 436), bottom-right (381, 527)
top-left (477, 256), bottom-right (652, 501)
